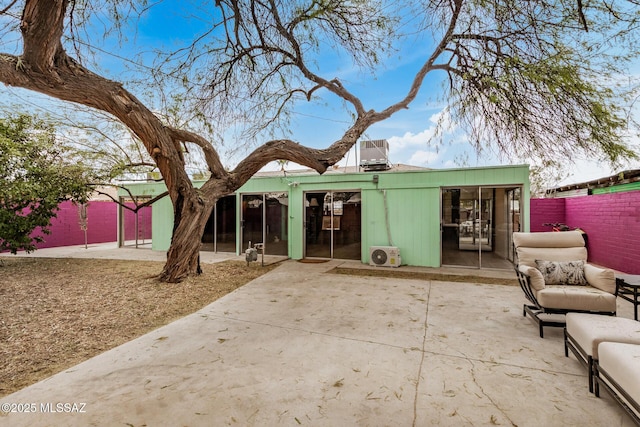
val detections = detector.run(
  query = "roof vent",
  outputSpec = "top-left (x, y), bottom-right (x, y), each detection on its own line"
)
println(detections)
top-left (359, 139), bottom-right (390, 171)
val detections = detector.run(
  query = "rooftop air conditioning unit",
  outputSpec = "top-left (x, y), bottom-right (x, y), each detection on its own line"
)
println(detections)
top-left (360, 139), bottom-right (390, 171)
top-left (369, 246), bottom-right (401, 267)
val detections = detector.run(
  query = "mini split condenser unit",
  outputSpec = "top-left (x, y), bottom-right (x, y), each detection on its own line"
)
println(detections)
top-left (369, 246), bottom-right (401, 267)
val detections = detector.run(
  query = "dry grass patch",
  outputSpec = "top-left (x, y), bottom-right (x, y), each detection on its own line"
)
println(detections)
top-left (0, 257), bottom-right (276, 397)
top-left (330, 266), bottom-right (518, 286)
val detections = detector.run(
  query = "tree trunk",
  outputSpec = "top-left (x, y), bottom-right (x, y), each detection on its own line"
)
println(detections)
top-left (1, 1), bottom-right (377, 283)
top-left (159, 192), bottom-right (215, 283)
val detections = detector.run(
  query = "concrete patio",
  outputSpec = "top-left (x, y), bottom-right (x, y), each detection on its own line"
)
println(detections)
top-left (0, 246), bottom-right (637, 426)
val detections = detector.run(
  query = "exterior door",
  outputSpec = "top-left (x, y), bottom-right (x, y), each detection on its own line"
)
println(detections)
top-left (241, 194), bottom-right (264, 253)
top-left (442, 186), bottom-right (519, 269)
top-left (304, 191), bottom-right (361, 260)
top-left (241, 193), bottom-right (288, 255)
top-left (202, 195), bottom-right (237, 253)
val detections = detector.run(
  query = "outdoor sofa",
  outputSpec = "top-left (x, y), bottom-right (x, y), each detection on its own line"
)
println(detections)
top-left (563, 313), bottom-right (640, 425)
top-left (512, 231), bottom-right (617, 337)
top-left (596, 341), bottom-right (640, 425)
top-left (564, 312), bottom-right (640, 393)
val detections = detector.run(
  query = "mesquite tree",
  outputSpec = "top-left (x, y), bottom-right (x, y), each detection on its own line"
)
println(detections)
top-left (0, 0), bottom-right (638, 282)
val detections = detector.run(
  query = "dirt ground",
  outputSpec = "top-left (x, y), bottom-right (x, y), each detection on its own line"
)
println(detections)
top-left (0, 258), bottom-right (277, 397)
top-left (331, 266), bottom-right (518, 286)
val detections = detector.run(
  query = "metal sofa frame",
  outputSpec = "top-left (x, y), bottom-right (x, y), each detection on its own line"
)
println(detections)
top-left (515, 266), bottom-right (564, 337)
top-left (514, 265), bottom-right (616, 338)
top-left (595, 361), bottom-right (640, 426)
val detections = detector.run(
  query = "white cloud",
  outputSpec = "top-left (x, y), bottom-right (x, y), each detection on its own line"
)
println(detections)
top-left (388, 128), bottom-right (436, 152)
top-left (408, 150), bottom-right (441, 166)
top-left (387, 110), bottom-right (455, 153)
top-left (382, 108), bottom-right (465, 167)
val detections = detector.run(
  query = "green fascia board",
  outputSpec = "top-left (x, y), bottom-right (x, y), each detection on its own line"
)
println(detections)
top-left (591, 181), bottom-right (640, 194)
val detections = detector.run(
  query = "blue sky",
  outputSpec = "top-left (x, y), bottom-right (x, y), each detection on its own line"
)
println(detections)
top-left (2, 1), bottom-right (639, 187)
top-left (117, 2), bottom-right (475, 170)
top-left (129, 1), bottom-right (640, 186)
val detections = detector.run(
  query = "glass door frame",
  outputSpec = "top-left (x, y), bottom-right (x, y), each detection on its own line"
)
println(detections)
top-left (304, 191), bottom-right (333, 259)
top-left (303, 190), bottom-right (361, 260)
top-left (506, 188), bottom-right (521, 262)
top-left (441, 185), bottom-right (522, 269)
top-left (240, 193), bottom-right (266, 254)
top-left (240, 192), bottom-right (289, 256)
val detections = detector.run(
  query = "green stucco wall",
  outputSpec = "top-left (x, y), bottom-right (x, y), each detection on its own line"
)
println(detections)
top-left (116, 181), bottom-right (172, 252)
top-left (360, 187), bottom-right (441, 266)
top-left (118, 164), bottom-right (530, 268)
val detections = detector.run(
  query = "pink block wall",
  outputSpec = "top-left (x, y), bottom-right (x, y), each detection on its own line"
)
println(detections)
top-left (531, 191), bottom-right (640, 274)
top-left (565, 192), bottom-right (640, 274)
top-left (31, 201), bottom-right (151, 249)
top-left (530, 198), bottom-right (566, 232)
top-left (121, 204), bottom-right (153, 243)
top-left (32, 201), bottom-right (116, 248)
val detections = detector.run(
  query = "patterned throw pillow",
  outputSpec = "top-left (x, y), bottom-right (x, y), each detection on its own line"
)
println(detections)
top-left (535, 260), bottom-right (587, 286)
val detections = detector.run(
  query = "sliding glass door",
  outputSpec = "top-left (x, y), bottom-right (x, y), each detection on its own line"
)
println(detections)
top-left (442, 186), bottom-right (520, 269)
top-left (240, 193), bottom-right (288, 255)
top-left (201, 195), bottom-right (236, 253)
top-left (304, 191), bottom-right (361, 260)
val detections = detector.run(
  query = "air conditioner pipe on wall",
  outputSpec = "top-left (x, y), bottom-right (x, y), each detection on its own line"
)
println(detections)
top-left (381, 188), bottom-right (394, 247)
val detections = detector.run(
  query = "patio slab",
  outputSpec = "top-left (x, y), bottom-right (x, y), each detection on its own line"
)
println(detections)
top-left (0, 256), bottom-right (636, 426)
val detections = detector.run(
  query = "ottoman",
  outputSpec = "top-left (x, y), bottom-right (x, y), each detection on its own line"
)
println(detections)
top-left (564, 312), bottom-right (640, 393)
top-left (596, 342), bottom-right (640, 423)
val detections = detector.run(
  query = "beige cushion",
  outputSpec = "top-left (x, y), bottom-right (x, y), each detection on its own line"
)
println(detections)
top-left (566, 313), bottom-right (640, 358)
top-left (516, 247), bottom-right (587, 268)
top-left (514, 231), bottom-right (617, 312)
top-left (518, 265), bottom-right (546, 291)
top-left (584, 264), bottom-right (616, 294)
top-left (513, 230), bottom-right (585, 248)
top-left (598, 342), bottom-right (640, 419)
top-left (513, 231), bottom-right (587, 268)
top-left (535, 286), bottom-right (617, 312)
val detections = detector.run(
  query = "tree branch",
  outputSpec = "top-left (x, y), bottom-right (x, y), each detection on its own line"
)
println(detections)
top-left (21, 0), bottom-right (67, 75)
top-left (91, 185), bottom-right (169, 212)
top-left (0, 0), bottom-right (18, 15)
top-left (577, 0), bottom-right (589, 31)
top-left (165, 126), bottom-right (227, 179)
top-left (231, 138), bottom-right (329, 183)
top-left (373, 0), bottom-right (464, 122)
top-left (2, 2), bottom-right (192, 204)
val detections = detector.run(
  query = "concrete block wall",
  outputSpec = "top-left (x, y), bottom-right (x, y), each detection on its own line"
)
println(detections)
top-left (565, 191), bottom-right (640, 274)
top-left (529, 198), bottom-right (566, 232)
top-left (32, 201), bottom-right (116, 248)
top-left (32, 201), bottom-right (151, 249)
top-left (121, 204), bottom-right (153, 243)
top-left (531, 191), bottom-right (640, 274)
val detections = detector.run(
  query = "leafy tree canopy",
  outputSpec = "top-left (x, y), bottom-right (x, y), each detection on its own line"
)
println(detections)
top-left (0, 114), bottom-right (95, 254)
